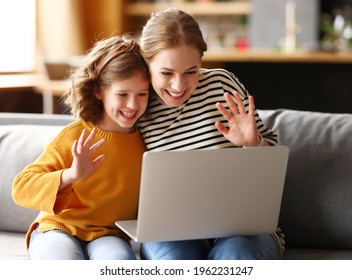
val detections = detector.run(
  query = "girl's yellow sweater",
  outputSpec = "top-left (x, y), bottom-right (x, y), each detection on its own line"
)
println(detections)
top-left (12, 120), bottom-right (146, 248)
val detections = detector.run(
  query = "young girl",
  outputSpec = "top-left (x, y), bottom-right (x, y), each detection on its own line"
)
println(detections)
top-left (137, 8), bottom-right (284, 260)
top-left (12, 36), bottom-right (150, 260)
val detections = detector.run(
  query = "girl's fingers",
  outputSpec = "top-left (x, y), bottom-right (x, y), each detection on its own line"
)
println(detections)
top-left (71, 140), bottom-right (78, 157)
top-left (84, 128), bottom-right (97, 147)
top-left (77, 129), bottom-right (87, 154)
top-left (92, 154), bottom-right (106, 167)
top-left (90, 138), bottom-right (106, 153)
top-left (75, 128), bottom-right (105, 156)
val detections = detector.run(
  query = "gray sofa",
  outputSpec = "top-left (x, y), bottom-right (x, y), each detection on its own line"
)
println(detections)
top-left (1, 109), bottom-right (352, 260)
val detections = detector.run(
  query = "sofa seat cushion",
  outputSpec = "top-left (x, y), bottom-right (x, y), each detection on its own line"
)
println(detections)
top-left (0, 232), bottom-right (28, 260)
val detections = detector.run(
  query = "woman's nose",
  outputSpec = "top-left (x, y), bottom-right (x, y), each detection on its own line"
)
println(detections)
top-left (171, 75), bottom-right (185, 91)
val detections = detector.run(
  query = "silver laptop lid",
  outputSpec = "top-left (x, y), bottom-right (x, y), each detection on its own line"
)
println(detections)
top-left (131, 146), bottom-right (289, 242)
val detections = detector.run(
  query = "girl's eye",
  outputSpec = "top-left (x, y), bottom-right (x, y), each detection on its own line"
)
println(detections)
top-left (117, 93), bottom-right (127, 97)
top-left (138, 92), bottom-right (148, 97)
top-left (161, 72), bottom-right (172, 76)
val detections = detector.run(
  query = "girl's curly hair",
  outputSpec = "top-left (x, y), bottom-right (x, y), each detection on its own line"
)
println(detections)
top-left (62, 35), bottom-right (149, 123)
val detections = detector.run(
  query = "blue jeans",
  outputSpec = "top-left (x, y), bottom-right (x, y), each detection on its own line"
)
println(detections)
top-left (140, 235), bottom-right (279, 260)
top-left (28, 226), bottom-right (136, 260)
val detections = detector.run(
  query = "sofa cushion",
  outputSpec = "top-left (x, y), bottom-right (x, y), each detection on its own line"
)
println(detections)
top-left (0, 114), bottom-right (73, 233)
top-left (0, 232), bottom-right (28, 260)
top-left (259, 109), bottom-right (352, 250)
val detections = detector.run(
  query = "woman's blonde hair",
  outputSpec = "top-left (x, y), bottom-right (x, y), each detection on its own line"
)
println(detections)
top-left (63, 35), bottom-right (149, 122)
top-left (139, 8), bottom-right (207, 64)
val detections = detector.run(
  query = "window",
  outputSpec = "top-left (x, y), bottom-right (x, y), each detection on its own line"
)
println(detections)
top-left (0, 0), bottom-right (36, 73)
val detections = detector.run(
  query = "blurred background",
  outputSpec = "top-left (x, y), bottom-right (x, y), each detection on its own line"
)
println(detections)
top-left (0, 0), bottom-right (351, 114)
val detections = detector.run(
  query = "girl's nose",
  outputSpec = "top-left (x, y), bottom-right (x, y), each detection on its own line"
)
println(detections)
top-left (127, 96), bottom-right (137, 109)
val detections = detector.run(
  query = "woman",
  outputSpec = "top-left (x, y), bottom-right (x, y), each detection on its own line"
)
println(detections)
top-left (137, 8), bottom-right (284, 260)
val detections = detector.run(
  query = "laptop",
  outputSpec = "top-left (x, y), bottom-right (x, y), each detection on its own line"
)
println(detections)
top-left (115, 146), bottom-right (289, 243)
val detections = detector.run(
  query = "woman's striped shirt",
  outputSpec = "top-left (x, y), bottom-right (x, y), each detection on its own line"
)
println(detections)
top-left (138, 68), bottom-right (278, 150)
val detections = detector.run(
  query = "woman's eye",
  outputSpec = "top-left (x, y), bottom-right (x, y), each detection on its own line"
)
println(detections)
top-left (186, 71), bottom-right (197, 75)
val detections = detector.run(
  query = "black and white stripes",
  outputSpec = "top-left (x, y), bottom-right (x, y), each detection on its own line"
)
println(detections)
top-left (138, 68), bottom-right (278, 151)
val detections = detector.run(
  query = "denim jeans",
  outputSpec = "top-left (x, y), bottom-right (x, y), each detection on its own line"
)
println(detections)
top-left (140, 234), bottom-right (279, 260)
top-left (28, 226), bottom-right (136, 260)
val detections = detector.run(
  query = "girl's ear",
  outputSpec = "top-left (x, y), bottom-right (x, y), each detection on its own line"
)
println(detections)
top-left (94, 86), bottom-right (102, 100)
